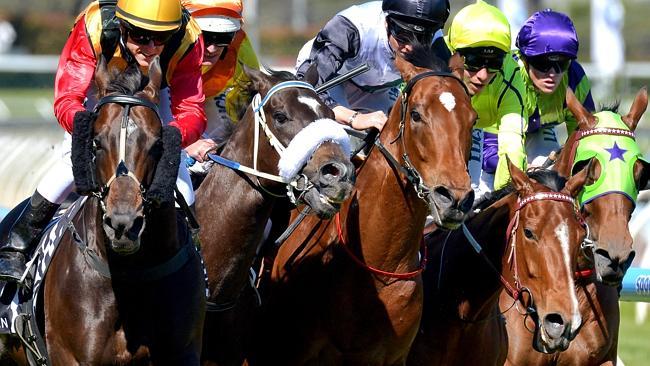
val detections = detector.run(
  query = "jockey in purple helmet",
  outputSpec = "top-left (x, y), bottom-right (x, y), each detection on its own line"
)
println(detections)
top-left (514, 9), bottom-right (595, 167)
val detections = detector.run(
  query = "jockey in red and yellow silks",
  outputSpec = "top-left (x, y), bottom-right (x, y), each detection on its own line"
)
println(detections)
top-left (182, 0), bottom-right (261, 170)
top-left (55, 0), bottom-right (206, 148)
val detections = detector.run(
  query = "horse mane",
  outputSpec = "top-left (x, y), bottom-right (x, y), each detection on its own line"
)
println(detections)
top-left (598, 101), bottom-right (620, 114)
top-left (401, 40), bottom-right (450, 72)
top-left (105, 63), bottom-right (148, 96)
top-left (472, 168), bottom-right (567, 212)
top-left (234, 66), bottom-right (298, 120)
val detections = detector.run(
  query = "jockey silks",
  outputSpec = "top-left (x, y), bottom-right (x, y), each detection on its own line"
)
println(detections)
top-left (55, 0), bottom-right (206, 148)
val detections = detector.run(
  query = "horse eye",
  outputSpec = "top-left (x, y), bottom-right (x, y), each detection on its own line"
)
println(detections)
top-left (273, 111), bottom-right (288, 124)
top-left (523, 228), bottom-right (535, 240)
top-left (410, 110), bottom-right (421, 122)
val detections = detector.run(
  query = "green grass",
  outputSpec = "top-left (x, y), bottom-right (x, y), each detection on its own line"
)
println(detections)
top-left (0, 88), bottom-right (54, 120)
top-left (619, 302), bottom-right (650, 366)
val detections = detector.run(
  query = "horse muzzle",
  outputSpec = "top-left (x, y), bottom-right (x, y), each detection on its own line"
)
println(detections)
top-left (534, 312), bottom-right (581, 354)
top-left (102, 214), bottom-right (146, 255)
top-left (428, 187), bottom-right (474, 230)
top-left (303, 159), bottom-right (355, 219)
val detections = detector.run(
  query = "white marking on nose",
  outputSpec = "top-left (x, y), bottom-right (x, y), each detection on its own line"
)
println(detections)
top-left (439, 92), bottom-right (456, 112)
top-left (298, 96), bottom-right (322, 114)
top-left (555, 219), bottom-right (581, 332)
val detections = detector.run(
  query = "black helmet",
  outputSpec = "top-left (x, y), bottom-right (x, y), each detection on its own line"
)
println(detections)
top-left (382, 0), bottom-right (450, 32)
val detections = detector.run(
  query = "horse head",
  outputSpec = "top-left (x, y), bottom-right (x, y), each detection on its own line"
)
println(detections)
top-left (390, 47), bottom-right (475, 229)
top-left (235, 64), bottom-right (355, 218)
top-left (505, 160), bottom-right (589, 353)
top-left (71, 56), bottom-right (180, 255)
top-left (554, 87), bottom-right (650, 285)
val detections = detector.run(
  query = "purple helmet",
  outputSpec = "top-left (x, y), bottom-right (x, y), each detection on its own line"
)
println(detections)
top-left (516, 9), bottom-right (579, 58)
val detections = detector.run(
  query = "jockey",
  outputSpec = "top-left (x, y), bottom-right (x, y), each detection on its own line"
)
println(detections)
top-left (179, 0), bottom-right (261, 171)
top-left (0, 0), bottom-right (206, 282)
top-left (446, 0), bottom-right (528, 199)
top-left (295, 0), bottom-right (450, 131)
top-left (515, 9), bottom-right (595, 167)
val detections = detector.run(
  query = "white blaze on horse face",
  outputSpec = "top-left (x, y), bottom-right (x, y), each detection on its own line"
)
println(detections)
top-left (439, 92), bottom-right (456, 112)
top-left (555, 219), bottom-right (582, 332)
top-left (127, 117), bottom-right (138, 135)
top-left (298, 96), bottom-right (323, 115)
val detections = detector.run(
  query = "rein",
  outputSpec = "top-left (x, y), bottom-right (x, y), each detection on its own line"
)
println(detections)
top-left (335, 213), bottom-right (427, 280)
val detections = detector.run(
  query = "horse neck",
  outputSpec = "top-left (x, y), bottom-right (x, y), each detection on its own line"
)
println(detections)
top-left (444, 196), bottom-right (514, 320)
top-left (346, 132), bottom-right (430, 268)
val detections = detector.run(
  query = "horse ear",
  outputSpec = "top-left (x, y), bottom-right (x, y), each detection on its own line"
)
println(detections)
top-left (143, 56), bottom-right (162, 104)
top-left (507, 157), bottom-right (533, 195)
top-left (301, 62), bottom-right (320, 87)
top-left (448, 52), bottom-right (465, 81)
top-left (95, 55), bottom-right (110, 98)
top-left (242, 63), bottom-right (272, 94)
top-left (566, 88), bottom-right (596, 130)
top-left (621, 87), bottom-right (648, 131)
top-left (563, 160), bottom-right (591, 197)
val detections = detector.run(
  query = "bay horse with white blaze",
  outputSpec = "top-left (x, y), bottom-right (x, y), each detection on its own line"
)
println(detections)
top-left (194, 65), bottom-right (355, 365)
top-left (0, 57), bottom-right (206, 364)
top-left (251, 45), bottom-right (476, 365)
top-left (501, 87), bottom-right (650, 366)
top-left (408, 162), bottom-right (589, 366)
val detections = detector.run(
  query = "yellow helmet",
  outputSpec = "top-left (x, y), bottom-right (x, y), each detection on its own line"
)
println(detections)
top-left (447, 0), bottom-right (511, 53)
top-left (116, 0), bottom-right (183, 32)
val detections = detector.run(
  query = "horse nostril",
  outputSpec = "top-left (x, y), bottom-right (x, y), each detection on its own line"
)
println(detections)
top-left (458, 190), bottom-right (475, 213)
top-left (542, 313), bottom-right (566, 339)
top-left (320, 162), bottom-right (347, 184)
top-left (433, 186), bottom-right (454, 207)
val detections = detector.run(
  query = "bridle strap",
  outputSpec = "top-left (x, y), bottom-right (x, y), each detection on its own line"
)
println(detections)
top-left (92, 94), bottom-right (160, 202)
top-left (567, 127), bottom-right (636, 169)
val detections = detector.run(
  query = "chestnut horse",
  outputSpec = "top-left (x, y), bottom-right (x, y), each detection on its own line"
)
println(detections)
top-left (0, 57), bottom-right (206, 364)
top-left (251, 46), bottom-right (476, 365)
top-left (502, 88), bottom-right (650, 365)
top-left (194, 66), bottom-right (355, 365)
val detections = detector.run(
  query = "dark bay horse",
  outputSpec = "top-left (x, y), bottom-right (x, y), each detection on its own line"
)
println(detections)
top-left (502, 88), bottom-right (650, 366)
top-left (16, 57), bottom-right (205, 364)
top-left (251, 47), bottom-right (476, 365)
top-left (194, 65), bottom-right (355, 365)
top-left (407, 161), bottom-right (589, 366)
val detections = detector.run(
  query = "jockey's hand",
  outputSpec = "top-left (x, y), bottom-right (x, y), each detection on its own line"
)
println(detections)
top-left (350, 111), bottom-right (387, 131)
top-left (186, 138), bottom-right (217, 163)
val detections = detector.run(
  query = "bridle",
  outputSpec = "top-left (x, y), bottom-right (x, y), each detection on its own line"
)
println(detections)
top-left (461, 191), bottom-right (588, 321)
top-left (91, 94), bottom-right (162, 210)
top-left (374, 70), bottom-right (469, 207)
top-left (208, 80), bottom-right (324, 204)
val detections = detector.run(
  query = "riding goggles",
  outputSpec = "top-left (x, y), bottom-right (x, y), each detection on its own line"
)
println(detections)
top-left (387, 18), bottom-right (434, 45)
top-left (526, 54), bottom-right (571, 74)
top-left (459, 48), bottom-right (505, 73)
top-left (202, 31), bottom-right (236, 47)
top-left (126, 25), bottom-right (176, 46)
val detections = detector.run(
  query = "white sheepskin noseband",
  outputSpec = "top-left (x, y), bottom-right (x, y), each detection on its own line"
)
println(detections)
top-left (278, 119), bottom-right (351, 180)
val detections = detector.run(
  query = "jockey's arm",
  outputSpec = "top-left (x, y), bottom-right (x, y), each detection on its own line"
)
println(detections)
top-left (53, 18), bottom-right (96, 133)
top-left (168, 36), bottom-right (207, 149)
top-left (492, 64), bottom-right (529, 190)
top-left (296, 15), bottom-right (386, 131)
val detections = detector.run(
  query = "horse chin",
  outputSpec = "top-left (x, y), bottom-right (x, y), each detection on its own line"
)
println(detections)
top-left (110, 239), bottom-right (141, 256)
top-left (302, 188), bottom-right (343, 220)
top-left (428, 203), bottom-right (465, 230)
top-left (533, 323), bottom-right (571, 354)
